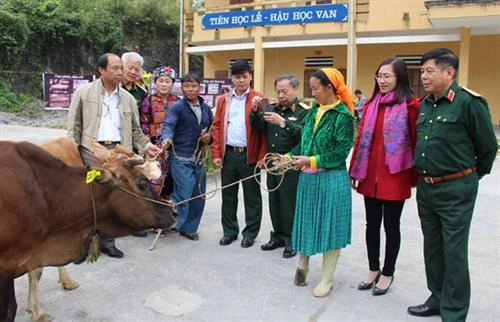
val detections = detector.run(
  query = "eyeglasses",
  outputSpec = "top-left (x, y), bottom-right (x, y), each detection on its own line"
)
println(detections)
top-left (375, 73), bottom-right (395, 81)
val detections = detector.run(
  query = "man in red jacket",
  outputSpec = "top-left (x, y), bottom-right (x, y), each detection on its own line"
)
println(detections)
top-left (211, 60), bottom-right (268, 248)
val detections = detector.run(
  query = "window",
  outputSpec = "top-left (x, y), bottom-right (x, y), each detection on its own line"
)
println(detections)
top-left (304, 56), bottom-right (334, 67)
top-left (303, 69), bottom-right (317, 98)
top-left (408, 68), bottom-right (425, 98)
top-left (215, 70), bottom-right (228, 80)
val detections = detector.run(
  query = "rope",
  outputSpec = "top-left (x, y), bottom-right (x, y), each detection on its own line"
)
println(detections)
top-left (254, 153), bottom-right (299, 192)
top-left (89, 182), bottom-right (98, 233)
top-left (116, 152), bottom-right (298, 211)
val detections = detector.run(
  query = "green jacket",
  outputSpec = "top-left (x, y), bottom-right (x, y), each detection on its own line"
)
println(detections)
top-left (122, 81), bottom-right (147, 109)
top-left (415, 82), bottom-right (498, 178)
top-left (249, 98), bottom-right (309, 153)
top-left (289, 102), bottom-right (354, 169)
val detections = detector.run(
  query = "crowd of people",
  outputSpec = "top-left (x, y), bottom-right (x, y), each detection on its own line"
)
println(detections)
top-left (67, 48), bottom-right (497, 321)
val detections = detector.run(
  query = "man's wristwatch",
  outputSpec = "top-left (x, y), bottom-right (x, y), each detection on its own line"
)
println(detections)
top-left (280, 120), bottom-right (286, 128)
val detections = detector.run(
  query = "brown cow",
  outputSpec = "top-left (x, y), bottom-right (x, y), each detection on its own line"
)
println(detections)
top-left (0, 140), bottom-right (175, 322)
top-left (25, 137), bottom-right (163, 322)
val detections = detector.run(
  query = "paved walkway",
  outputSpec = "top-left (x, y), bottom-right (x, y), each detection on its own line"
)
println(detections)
top-left (1, 124), bottom-right (498, 322)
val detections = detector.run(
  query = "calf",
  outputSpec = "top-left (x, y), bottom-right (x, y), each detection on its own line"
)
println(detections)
top-left (0, 140), bottom-right (175, 322)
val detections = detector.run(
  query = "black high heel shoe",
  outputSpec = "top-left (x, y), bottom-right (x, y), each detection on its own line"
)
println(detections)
top-left (358, 270), bottom-right (381, 290)
top-left (372, 275), bottom-right (394, 296)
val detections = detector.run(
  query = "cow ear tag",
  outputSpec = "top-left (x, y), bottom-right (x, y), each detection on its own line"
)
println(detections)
top-left (86, 169), bottom-right (101, 184)
top-left (87, 233), bottom-right (101, 263)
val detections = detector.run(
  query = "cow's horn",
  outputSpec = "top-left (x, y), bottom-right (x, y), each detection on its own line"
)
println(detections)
top-left (126, 156), bottom-right (145, 167)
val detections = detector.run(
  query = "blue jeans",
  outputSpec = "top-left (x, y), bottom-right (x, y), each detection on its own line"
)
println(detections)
top-left (169, 158), bottom-right (206, 233)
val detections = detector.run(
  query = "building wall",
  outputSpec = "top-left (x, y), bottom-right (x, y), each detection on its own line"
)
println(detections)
top-left (469, 35), bottom-right (500, 124)
top-left (194, 1), bottom-right (500, 124)
top-left (357, 0), bottom-right (432, 32)
top-left (203, 36), bottom-right (500, 124)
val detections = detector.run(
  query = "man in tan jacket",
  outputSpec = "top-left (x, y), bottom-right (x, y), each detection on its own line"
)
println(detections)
top-left (68, 53), bottom-right (160, 258)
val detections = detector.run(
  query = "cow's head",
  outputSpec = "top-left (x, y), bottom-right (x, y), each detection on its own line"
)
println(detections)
top-left (89, 141), bottom-right (162, 180)
top-left (78, 145), bottom-right (175, 237)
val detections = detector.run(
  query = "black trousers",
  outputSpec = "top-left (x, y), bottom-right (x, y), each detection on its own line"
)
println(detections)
top-left (364, 196), bottom-right (405, 276)
top-left (220, 149), bottom-right (262, 238)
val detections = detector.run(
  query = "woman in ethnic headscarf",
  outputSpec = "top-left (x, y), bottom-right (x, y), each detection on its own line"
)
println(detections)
top-left (140, 66), bottom-right (178, 199)
top-left (278, 68), bottom-right (354, 298)
top-left (349, 58), bottom-right (418, 296)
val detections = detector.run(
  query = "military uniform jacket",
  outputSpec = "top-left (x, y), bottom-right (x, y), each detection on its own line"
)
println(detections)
top-left (414, 82), bottom-right (498, 178)
top-left (249, 98), bottom-right (309, 153)
top-left (122, 81), bottom-right (147, 109)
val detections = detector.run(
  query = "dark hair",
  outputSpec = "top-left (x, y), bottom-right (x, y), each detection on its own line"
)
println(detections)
top-left (181, 72), bottom-right (202, 84)
top-left (421, 48), bottom-right (459, 73)
top-left (231, 60), bottom-right (252, 75)
top-left (354, 89), bottom-right (362, 95)
top-left (274, 74), bottom-right (299, 88)
top-left (96, 53), bottom-right (116, 72)
top-left (368, 57), bottom-right (414, 106)
top-left (311, 69), bottom-right (336, 91)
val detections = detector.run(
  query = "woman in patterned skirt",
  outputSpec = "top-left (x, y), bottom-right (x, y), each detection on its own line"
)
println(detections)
top-left (282, 68), bottom-right (354, 297)
top-left (140, 66), bottom-right (178, 199)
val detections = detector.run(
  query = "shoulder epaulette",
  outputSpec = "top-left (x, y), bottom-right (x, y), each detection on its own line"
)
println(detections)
top-left (299, 102), bottom-right (311, 110)
top-left (461, 86), bottom-right (482, 98)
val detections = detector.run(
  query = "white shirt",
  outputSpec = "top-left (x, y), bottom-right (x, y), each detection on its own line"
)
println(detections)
top-left (188, 99), bottom-right (202, 125)
top-left (97, 84), bottom-right (121, 142)
top-left (226, 88), bottom-right (249, 147)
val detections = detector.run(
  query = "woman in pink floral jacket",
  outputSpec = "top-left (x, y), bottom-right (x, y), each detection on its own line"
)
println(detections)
top-left (140, 66), bottom-right (178, 199)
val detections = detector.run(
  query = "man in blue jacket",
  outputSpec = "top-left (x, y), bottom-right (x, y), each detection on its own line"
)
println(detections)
top-left (161, 72), bottom-right (213, 240)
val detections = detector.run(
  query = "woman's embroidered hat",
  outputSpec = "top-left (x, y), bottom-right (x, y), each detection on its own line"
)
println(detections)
top-left (152, 66), bottom-right (176, 82)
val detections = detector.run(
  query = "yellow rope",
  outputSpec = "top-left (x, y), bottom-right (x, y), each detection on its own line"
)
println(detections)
top-left (254, 153), bottom-right (299, 192)
top-left (117, 152), bottom-right (298, 212)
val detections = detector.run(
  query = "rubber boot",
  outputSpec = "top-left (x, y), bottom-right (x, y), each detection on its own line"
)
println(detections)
top-left (294, 253), bottom-right (310, 286)
top-left (313, 249), bottom-right (341, 297)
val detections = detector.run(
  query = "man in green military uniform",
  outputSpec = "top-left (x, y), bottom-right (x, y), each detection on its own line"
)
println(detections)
top-left (250, 74), bottom-right (309, 258)
top-left (408, 48), bottom-right (498, 321)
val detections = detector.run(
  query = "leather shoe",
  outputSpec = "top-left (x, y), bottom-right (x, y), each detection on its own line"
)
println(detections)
top-left (261, 240), bottom-right (285, 251)
top-left (282, 245), bottom-right (297, 258)
top-left (241, 237), bottom-right (255, 248)
top-left (372, 275), bottom-right (394, 296)
top-left (407, 304), bottom-right (440, 317)
top-left (358, 270), bottom-right (381, 290)
top-left (180, 231), bottom-right (199, 241)
top-left (219, 235), bottom-right (237, 246)
top-left (100, 246), bottom-right (124, 258)
top-left (132, 230), bottom-right (148, 237)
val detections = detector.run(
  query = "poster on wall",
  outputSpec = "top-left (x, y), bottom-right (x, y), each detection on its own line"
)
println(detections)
top-left (170, 78), bottom-right (232, 109)
top-left (43, 73), bottom-right (95, 109)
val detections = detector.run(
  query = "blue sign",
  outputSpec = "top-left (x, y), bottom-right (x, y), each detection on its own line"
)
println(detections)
top-left (202, 4), bottom-right (348, 29)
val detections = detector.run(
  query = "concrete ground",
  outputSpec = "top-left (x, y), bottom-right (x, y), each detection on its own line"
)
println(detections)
top-left (1, 124), bottom-right (499, 322)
